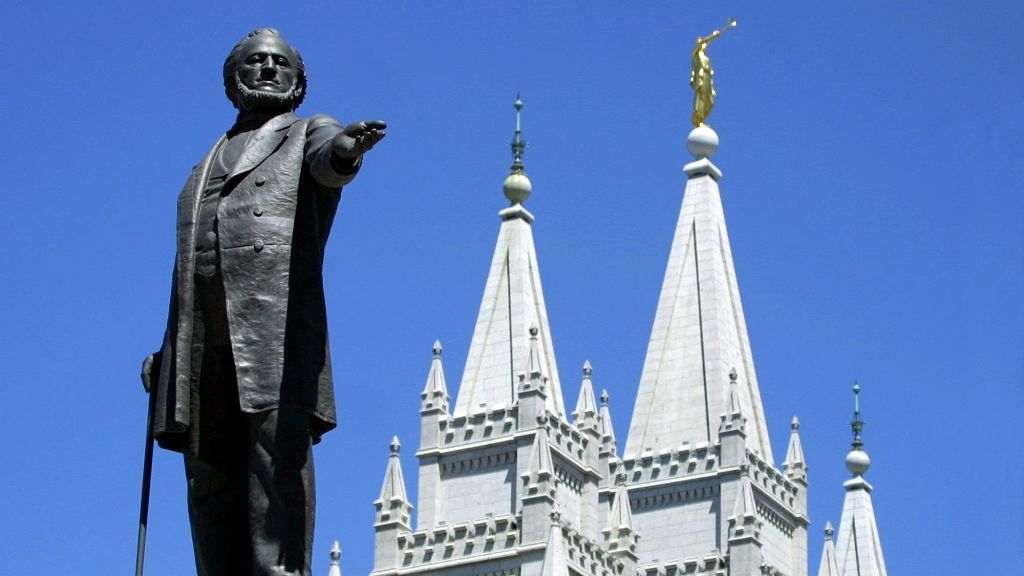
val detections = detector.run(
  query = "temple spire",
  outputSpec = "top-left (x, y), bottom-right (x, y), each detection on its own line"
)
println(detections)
top-left (540, 508), bottom-right (570, 576)
top-left (573, 361), bottom-right (599, 429)
top-left (420, 340), bottom-right (449, 410)
top-left (598, 389), bottom-right (617, 448)
top-left (453, 94), bottom-right (564, 419)
top-left (816, 524), bottom-right (840, 576)
top-left (606, 474), bottom-right (636, 534)
top-left (378, 436), bottom-right (409, 504)
top-left (834, 384), bottom-right (888, 576)
top-left (603, 472), bottom-right (639, 568)
top-left (372, 437), bottom-right (412, 572)
top-left (784, 416), bottom-right (806, 473)
top-left (626, 126), bottom-right (772, 460)
top-left (526, 427), bottom-right (555, 482)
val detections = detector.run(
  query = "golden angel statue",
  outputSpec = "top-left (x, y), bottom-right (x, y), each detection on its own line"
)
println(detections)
top-left (691, 19), bottom-right (736, 127)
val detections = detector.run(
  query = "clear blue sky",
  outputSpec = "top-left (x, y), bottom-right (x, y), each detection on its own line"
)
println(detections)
top-left (2, 1), bottom-right (1021, 574)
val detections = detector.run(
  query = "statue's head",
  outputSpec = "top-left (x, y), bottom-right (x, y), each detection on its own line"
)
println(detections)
top-left (223, 28), bottom-right (308, 113)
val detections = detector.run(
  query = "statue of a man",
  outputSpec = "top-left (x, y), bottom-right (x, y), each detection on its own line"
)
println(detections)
top-left (143, 28), bottom-right (385, 576)
top-left (690, 19), bottom-right (735, 127)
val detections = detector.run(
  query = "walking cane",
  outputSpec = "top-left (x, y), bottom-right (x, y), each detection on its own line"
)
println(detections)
top-left (136, 353), bottom-right (159, 576)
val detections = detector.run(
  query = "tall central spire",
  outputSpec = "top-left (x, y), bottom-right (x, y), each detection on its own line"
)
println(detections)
top-left (625, 126), bottom-right (773, 460)
top-left (452, 95), bottom-right (565, 418)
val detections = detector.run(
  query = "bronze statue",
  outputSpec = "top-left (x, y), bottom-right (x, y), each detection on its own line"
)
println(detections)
top-left (690, 18), bottom-right (736, 127)
top-left (142, 28), bottom-right (385, 576)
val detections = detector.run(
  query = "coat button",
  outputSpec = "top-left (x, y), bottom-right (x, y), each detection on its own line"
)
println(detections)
top-left (253, 206), bottom-right (264, 217)
top-left (255, 175), bottom-right (267, 186)
top-left (254, 239), bottom-right (264, 253)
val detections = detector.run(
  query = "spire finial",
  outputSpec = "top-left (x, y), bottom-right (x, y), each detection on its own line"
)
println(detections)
top-left (791, 416), bottom-right (800, 430)
top-left (549, 503), bottom-right (562, 524)
top-left (600, 388), bottom-right (609, 406)
top-left (582, 360), bottom-right (592, 377)
top-left (845, 382), bottom-right (872, 477)
top-left (389, 435), bottom-right (401, 454)
top-left (503, 93), bottom-right (532, 205)
top-left (824, 522), bottom-right (834, 540)
top-left (851, 381), bottom-right (864, 451)
top-left (328, 540), bottom-right (342, 576)
top-left (330, 540), bottom-right (342, 563)
top-left (432, 340), bottom-right (443, 358)
top-left (512, 92), bottom-right (525, 169)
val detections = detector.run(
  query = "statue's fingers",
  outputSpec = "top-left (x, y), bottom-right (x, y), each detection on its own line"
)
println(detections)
top-left (342, 121), bottom-right (368, 136)
top-left (356, 135), bottom-right (374, 153)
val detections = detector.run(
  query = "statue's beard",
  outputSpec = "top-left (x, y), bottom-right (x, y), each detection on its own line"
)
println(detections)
top-left (233, 76), bottom-right (299, 113)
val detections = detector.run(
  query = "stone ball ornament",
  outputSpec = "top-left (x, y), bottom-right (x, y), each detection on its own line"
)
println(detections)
top-left (687, 125), bottom-right (719, 159)
top-left (503, 172), bottom-right (532, 204)
top-left (845, 448), bottom-right (871, 476)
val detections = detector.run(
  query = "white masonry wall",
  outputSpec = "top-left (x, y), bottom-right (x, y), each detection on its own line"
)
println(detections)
top-left (553, 457), bottom-right (584, 531)
top-left (755, 500), bottom-right (796, 575)
top-left (630, 484), bottom-right (720, 564)
top-left (437, 448), bottom-right (517, 526)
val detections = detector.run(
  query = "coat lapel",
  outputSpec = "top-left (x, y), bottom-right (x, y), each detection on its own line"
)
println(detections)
top-left (228, 112), bottom-right (301, 181)
top-left (189, 135), bottom-right (227, 224)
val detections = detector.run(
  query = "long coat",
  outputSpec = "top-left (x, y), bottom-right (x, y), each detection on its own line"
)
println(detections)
top-left (152, 112), bottom-right (358, 452)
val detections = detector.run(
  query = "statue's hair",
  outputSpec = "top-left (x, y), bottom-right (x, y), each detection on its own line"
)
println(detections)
top-left (223, 27), bottom-right (308, 110)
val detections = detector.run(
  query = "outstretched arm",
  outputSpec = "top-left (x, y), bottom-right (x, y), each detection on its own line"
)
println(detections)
top-left (697, 19), bottom-right (736, 47)
top-left (332, 120), bottom-right (387, 160)
top-left (697, 30), bottom-right (722, 46)
top-left (306, 116), bottom-right (387, 187)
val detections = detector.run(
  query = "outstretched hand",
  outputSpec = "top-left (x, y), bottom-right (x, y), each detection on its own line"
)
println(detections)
top-left (333, 120), bottom-right (387, 159)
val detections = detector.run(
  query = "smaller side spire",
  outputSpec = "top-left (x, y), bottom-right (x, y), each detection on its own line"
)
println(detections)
top-left (540, 508), bottom-right (570, 576)
top-left (726, 367), bottom-right (743, 419)
top-left (603, 472), bottom-right (639, 575)
top-left (727, 466), bottom-right (764, 575)
top-left (372, 437), bottom-right (412, 572)
top-left (573, 360), bottom-right (599, 430)
top-left (503, 93), bottom-right (533, 206)
top-left (607, 473), bottom-right (635, 532)
top-left (597, 389), bottom-right (619, 491)
top-left (719, 368), bottom-right (748, 468)
top-left (521, 428), bottom-right (559, 543)
top-left (719, 368), bottom-right (747, 436)
top-left (816, 523), bottom-right (840, 576)
top-left (729, 468), bottom-right (758, 527)
top-left (417, 341), bottom-right (448, 526)
top-left (420, 340), bottom-right (449, 412)
top-left (598, 389), bottom-right (617, 448)
top-left (517, 324), bottom-right (552, 430)
top-left (784, 415), bottom-right (809, 526)
top-left (375, 436), bottom-right (412, 524)
top-left (784, 416), bottom-right (807, 478)
top-left (327, 541), bottom-right (342, 576)
top-left (523, 427), bottom-right (556, 487)
top-left (527, 323), bottom-right (545, 382)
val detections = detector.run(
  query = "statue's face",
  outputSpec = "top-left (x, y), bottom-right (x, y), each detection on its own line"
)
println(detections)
top-left (235, 35), bottom-right (301, 98)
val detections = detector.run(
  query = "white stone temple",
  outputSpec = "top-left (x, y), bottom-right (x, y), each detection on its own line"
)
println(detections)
top-left (351, 98), bottom-right (888, 576)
